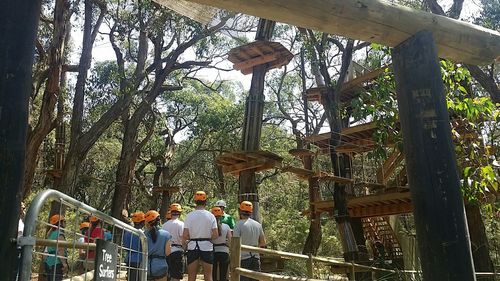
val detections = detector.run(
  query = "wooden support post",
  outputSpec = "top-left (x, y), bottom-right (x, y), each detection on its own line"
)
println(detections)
top-left (392, 30), bottom-right (475, 281)
top-left (0, 1), bottom-right (42, 280)
top-left (230, 237), bottom-right (242, 281)
top-left (307, 254), bottom-right (314, 278)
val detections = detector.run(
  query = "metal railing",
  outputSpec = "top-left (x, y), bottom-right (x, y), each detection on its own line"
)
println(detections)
top-left (18, 189), bottom-right (148, 281)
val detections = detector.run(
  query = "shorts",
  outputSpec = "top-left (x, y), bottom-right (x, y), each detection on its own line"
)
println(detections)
top-left (240, 257), bottom-right (260, 281)
top-left (168, 251), bottom-right (184, 279)
top-left (187, 250), bottom-right (213, 265)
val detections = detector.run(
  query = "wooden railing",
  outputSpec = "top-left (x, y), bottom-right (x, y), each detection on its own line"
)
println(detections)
top-left (229, 237), bottom-right (397, 281)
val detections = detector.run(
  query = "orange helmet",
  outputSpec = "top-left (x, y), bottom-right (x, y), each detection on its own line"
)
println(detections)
top-left (145, 210), bottom-right (160, 224)
top-left (211, 207), bottom-right (223, 217)
top-left (89, 216), bottom-right (100, 223)
top-left (239, 201), bottom-right (253, 213)
top-left (131, 212), bottom-right (145, 223)
top-left (170, 203), bottom-right (182, 213)
top-left (49, 214), bottom-right (65, 225)
top-left (194, 191), bottom-right (207, 201)
top-left (79, 222), bottom-right (90, 230)
top-left (165, 210), bottom-right (172, 220)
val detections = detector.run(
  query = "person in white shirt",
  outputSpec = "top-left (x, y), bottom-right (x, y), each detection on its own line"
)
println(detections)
top-left (211, 207), bottom-right (232, 281)
top-left (183, 191), bottom-right (218, 281)
top-left (162, 203), bottom-right (185, 281)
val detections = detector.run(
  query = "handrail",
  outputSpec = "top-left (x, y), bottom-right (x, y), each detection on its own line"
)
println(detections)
top-left (20, 189), bottom-right (148, 281)
top-left (240, 244), bottom-right (394, 273)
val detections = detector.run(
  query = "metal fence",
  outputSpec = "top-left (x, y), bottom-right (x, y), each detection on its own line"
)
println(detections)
top-left (18, 189), bottom-right (148, 281)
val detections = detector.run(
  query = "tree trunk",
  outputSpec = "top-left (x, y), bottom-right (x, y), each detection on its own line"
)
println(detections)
top-left (23, 0), bottom-right (71, 198)
top-left (302, 156), bottom-right (322, 255)
top-left (465, 202), bottom-right (494, 281)
top-left (110, 110), bottom-right (139, 219)
top-left (56, 0), bottom-right (106, 195)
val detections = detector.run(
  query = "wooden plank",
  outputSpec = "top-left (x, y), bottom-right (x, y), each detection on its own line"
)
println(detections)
top-left (349, 201), bottom-right (413, 217)
top-left (224, 159), bottom-right (276, 174)
top-left (341, 65), bottom-right (390, 93)
top-left (348, 191), bottom-right (411, 207)
top-left (182, 0), bottom-right (500, 65)
top-left (233, 53), bottom-right (278, 70)
top-left (312, 173), bottom-right (354, 184)
top-left (281, 166), bottom-right (314, 178)
top-left (288, 148), bottom-right (315, 157)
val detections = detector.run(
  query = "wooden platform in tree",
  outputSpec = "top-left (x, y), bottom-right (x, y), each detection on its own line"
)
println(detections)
top-left (216, 150), bottom-right (283, 175)
top-left (288, 148), bottom-right (315, 158)
top-left (152, 186), bottom-right (181, 194)
top-left (305, 66), bottom-right (390, 104)
top-left (304, 122), bottom-right (381, 154)
top-left (228, 41), bottom-right (293, 75)
top-left (306, 190), bottom-right (412, 218)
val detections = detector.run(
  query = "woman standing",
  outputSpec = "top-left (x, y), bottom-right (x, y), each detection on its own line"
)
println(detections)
top-left (145, 210), bottom-right (172, 281)
top-left (44, 215), bottom-right (68, 281)
top-left (211, 207), bottom-right (232, 281)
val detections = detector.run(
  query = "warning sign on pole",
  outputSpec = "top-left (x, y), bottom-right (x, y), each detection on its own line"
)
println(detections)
top-left (94, 239), bottom-right (118, 281)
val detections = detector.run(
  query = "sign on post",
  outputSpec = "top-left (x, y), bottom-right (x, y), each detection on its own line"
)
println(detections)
top-left (95, 239), bottom-right (118, 281)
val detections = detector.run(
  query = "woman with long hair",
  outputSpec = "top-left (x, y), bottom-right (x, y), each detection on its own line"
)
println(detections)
top-left (211, 207), bottom-right (232, 281)
top-left (145, 210), bottom-right (172, 281)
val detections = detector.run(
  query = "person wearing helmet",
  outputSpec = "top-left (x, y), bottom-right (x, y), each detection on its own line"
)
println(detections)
top-left (43, 214), bottom-right (68, 281)
top-left (233, 201), bottom-right (266, 281)
top-left (123, 212), bottom-right (145, 281)
top-left (76, 221), bottom-right (90, 274)
top-left (85, 216), bottom-right (105, 270)
top-left (183, 191), bottom-right (218, 281)
top-left (214, 200), bottom-right (235, 230)
top-left (211, 207), bottom-right (232, 281)
top-left (162, 203), bottom-right (185, 281)
top-left (145, 210), bottom-right (172, 281)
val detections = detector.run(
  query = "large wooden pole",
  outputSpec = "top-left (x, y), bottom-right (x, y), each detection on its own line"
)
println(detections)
top-left (239, 19), bottom-right (275, 221)
top-left (183, 0), bottom-right (499, 65)
top-left (0, 1), bottom-right (42, 280)
top-left (392, 30), bottom-right (475, 281)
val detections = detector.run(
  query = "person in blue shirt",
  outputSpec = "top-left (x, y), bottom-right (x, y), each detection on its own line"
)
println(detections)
top-left (123, 212), bottom-right (145, 281)
top-left (145, 210), bottom-right (172, 281)
top-left (44, 215), bottom-right (68, 281)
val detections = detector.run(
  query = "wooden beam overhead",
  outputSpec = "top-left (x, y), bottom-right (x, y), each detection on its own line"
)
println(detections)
top-left (183, 0), bottom-right (500, 65)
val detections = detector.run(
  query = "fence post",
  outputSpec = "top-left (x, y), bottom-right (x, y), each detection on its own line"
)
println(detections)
top-left (307, 254), bottom-right (313, 278)
top-left (230, 237), bottom-right (241, 281)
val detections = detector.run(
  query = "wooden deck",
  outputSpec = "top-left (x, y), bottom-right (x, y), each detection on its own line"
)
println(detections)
top-left (228, 41), bottom-right (293, 75)
top-left (305, 189), bottom-right (413, 218)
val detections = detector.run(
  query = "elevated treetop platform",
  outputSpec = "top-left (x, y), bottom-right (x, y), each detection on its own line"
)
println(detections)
top-left (305, 122), bottom-right (384, 154)
top-left (183, 0), bottom-right (500, 65)
top-left (307, 189), bottom-right (413, 218)
top-left (306, 65), bottom-right (390, 104)
top-left (216, 150), bottom-right (283, 176)
top-left (228, 41), bottom-right (294, 75)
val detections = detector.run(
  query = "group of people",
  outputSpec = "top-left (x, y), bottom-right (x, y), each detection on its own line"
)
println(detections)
top-left (124, 191), bottom-right (266, 281)
top-left (39, 190), bottom-right (266, 281)
top-left (42, 214), bottom-right (107, 280)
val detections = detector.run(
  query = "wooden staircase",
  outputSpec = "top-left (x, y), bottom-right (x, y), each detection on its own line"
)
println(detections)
top-left (362, 216), bottom-right (403, 262)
